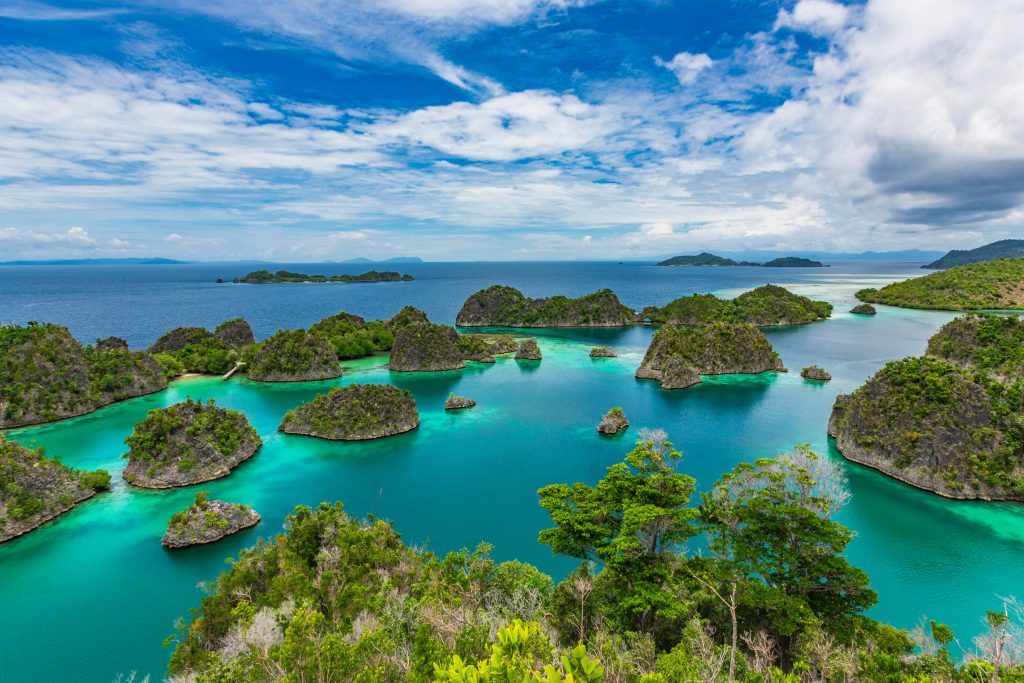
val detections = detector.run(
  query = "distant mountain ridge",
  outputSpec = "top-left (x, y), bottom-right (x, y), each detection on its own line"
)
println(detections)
top-left (923, 240), bottom-right (1024, 269)
top-left (657, 253), bottom-right (825, 267)
top-left (0, 258), bottom-right (188, 266)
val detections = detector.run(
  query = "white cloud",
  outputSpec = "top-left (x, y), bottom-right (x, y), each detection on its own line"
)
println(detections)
top-left (655, 52), bottom-right (713, 85)
top-left (0, 225), bottom-right (96, 245)
top-left (775, 0), bottom-right (850, 36)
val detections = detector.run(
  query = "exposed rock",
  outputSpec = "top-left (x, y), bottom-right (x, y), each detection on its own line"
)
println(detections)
top-left (0, 322), bottom-right (167, 428)
top-left (1, 436), bottom-right (111, 543)
top-left (387, 306), bottom-right (430, 332)
top-left (597, 407), bottom-right (629, 434)
top-left (247, 329), bottom-right (341, 382)
top-left (214, 318), bottom-right (255, 348)
top-left (636, 322), bottom-right (785, 390)
top-left (280, 383), bottom-right (419, 440)
top-left (850, 304), bottom-right (876, 315)
top-left (390, 323), bottom-right (466, 372)
top-left (488, 337), bottom-right (520, 355)
top-left (95, 336), bottom-right (129, 352)
top-left (162, 494), bottom-right (260, 548)
top-left (456, 285), bottom-right (635, 327)
top-left (455, 334), bottom-right (496, 362)
top-left (590, 346), bottom-right (617, 358)
top-left (150, 327), bottom-right (219, 354)
top-left (801, 365), bottom-right (832, 381)
top-left (122, 399), bottom-right (261, 489)
top-left (445, 394), bottom-right (476, 410)
top-left (515, 339), bottom-right (542, 360)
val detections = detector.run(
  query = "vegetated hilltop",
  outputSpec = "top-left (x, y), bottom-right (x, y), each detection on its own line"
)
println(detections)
top-left (456, 285), bottom-right (635, 327)
top-left (0, 322), bottom-right (166, 428)
top-left (279, 383), bottom-right (419, 440)
top-left (246, 329), bottom-right (341, 382)
top-left (636, 322), bottom-right (786, 389)
top-left (855, 258), bottom-right (1024, 310)
top-left (642, 284), bottom-right (832, 326)
top-left (308, 310), bottom-right (394, 360)
top-left (238, 269), bottom-right (413, 283)
top-left (924, 239), bottom-right (1024, 269)
top-left (656, 252), bottom-right (759, 266)
top-left (830, 314), bottom-right (1024, 500)
top-left (165, 435), bottom-right (1016, 681)
top-left (762, 256), bottom-right (825, 267)
top-left (150, 318), bottom-right (253, 376)
top-left (0, 436), bottom-right (111, 542)
top-left (389, 322), bottom-right (466, 371)
top-left (122, 398), bottom-right (261, 489)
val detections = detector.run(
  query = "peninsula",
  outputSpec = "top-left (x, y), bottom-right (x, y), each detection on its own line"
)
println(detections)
top-left (855, 258), bottom-right (1024, 310)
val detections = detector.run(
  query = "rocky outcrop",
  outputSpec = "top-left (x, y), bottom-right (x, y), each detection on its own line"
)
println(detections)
top-left (456, 285), bottom-right (635, 327)
top-left (96, 336), bottom-right (129, 351)
top-left (515, 339), bottom-right (542, 360)
top-left (455, 335), bottom-right (496, 363)
top-left (801, 365), bottom-right (832, 381)
top-left (0, 322), bottom-right (167, 428)
top-left (636, 322), bottom-right (785, 390)
top-left (214, 318), bottom-right (255, 348)
top-left (390, 323), bottom-right (466, 372)
top-left (280, 384), bottom-right (419, 440)
top-left (122, 399), bottom-right (261, 489)
top-left (150, 327), bottom-right (219, 354)
top-left (488, 337), bottom-right (520, 355)
top-left (597, 407), bottom-right (629, 434)
top-left (1, 436), bottom-right (111, 543)
top-left (445, 394), bottom-right (476, 410)
top-left (590, 346), bottom-right (617, 358)
top-left (387, 306), bottom-right (430, 332)
top-left (162, 494), bottom-right (260, 548)
top-left (248, 329), bottom-right (341, 382)
top-left (850, 304), bottom-right (876, 315)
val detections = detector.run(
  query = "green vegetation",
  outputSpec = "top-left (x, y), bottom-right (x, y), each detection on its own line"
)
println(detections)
top-left (1, 435), bottom-right (110, 541)
top-left (656, 252), bottom-right (758, 266)
top-left (240, 269), bottom-right (413, 283)
top-left (0, 321), bottom-right (166, 428)
top-left (456, 286), bottom-right (635, 327)
top-left (309, 311), bottom-right (395, 360)
top-left (280, 383), bottom-right (420, 440)
top-left (924, 239), bottom-right (1024, 269)
top-left (762, 257), bottom-right (825, 267)
top-left (388, 305), bottom-right (431, 331)
top-left (390, 323), bottom-right (466, 372)
top-left (850, 303), bottom-right (876, 315)
top-left (163, 491), bottom-right (260, 548)
top-left (149, 326), bottom-right (238, 375)
top-left (246, 329), bottom-right (340, 381)
top-left (856, 258), bottom-right (1024, 310)
top-left (166, 434), bottom-right (1022, 681)
top-left (642, 285), bottom-right (832, 326)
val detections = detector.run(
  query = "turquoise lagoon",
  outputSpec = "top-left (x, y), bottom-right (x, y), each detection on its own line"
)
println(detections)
top-left (1, 263), bottom-right (1022, 680)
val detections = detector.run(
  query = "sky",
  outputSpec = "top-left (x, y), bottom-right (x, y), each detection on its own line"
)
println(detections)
top-left (0, 0), bottom-right (1021, 261)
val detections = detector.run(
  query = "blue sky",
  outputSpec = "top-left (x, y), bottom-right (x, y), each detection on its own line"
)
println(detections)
top-left (0, 0), bottom-right (1021, 261)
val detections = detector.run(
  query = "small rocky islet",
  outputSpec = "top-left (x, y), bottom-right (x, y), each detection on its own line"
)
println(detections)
top-left (590, 346), bottom-right (617, 358)
top-left (445, 394), bottom-right (476, 410)
top-left (122, 399), bottom-right (262, 489)
top-left (280, 383), bottom-right (419, 440)
top-left (801, 365), bottom-right (832, 381)
top-left (597, 407), bottom-right (629, 434)
top-left (850, 303), bottom-right (877, 315)
top-left (830, 314), bottom-right (1024, 500)
top-left (515, 339), bottom-right (542, 360)
top-left (0, 436), bottom-right (111, 543)
top-left (162, 492), bottom-right (260, 549)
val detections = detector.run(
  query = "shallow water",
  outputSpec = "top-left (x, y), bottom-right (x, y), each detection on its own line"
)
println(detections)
top-left (1, 261), bottom-right (1021, 681)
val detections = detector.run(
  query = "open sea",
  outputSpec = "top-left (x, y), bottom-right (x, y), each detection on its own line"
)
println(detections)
top-left (0, 260), bottom-right (1020, 681)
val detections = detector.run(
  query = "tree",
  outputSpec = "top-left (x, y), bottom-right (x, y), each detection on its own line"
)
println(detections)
top-left (538, 430), bottom-right (698, 633)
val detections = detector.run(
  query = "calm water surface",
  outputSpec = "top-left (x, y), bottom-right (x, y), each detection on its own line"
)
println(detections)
top-left (0, 261), bottom-right (1020, 681)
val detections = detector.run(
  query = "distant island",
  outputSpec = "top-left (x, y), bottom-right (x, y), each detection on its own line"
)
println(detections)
top-left (856, 258), bottom-right (1024, 310)
top-left (923, 239), bottom-right (1024, 269)
top-left (656, 252), bottom-right (824, 267)
top-left (236, 269), bottom-right (414, 283)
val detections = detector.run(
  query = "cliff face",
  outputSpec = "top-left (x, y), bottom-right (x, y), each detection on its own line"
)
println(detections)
top-left (389, 323), bottom-right (466, 372)
top-left (456, 286), bottom-right (635, 327)
top-left (1, 436), bottom-right (110, 543)
top-left (280, 384), bottom-right (419, 440)
top-left (122, 399), bottom-right (262, 489)
top-left (636, 322), bottom-right (785, 390)
top-left (150, 327), bottom-right (220, 354)
top-left (0, 323), bottom-right (167, 428)
top-left (214, 318), bottom-right (255, 349)
top-left (162, 498), bottom-right (260, 548)
top-left (248, 329), bottom-right (341, 382)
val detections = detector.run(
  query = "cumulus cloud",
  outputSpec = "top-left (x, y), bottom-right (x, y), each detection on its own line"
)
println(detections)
top-left (774, 0), bottom-right (850, 36)
top-left (655, 52), bottom-right (713, 85)
top-left (0, 225), bottom-right (96, 245)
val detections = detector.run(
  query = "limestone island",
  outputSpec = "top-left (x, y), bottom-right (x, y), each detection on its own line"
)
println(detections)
top-left (149, 318), bottom-right (253, 377)
top-left (445, 393), bottom-right (476, 410)
top-left (238, 269), bottom-right (413, 283)
top-left (924, 239), bottom-right (1024, 269)
top-left (390, 322), bottom-right (466, 372)
top-left (515, 339), bottom-right (542, 360)
top-left (247, 329), bottom-right (341, 382)
top-left (122, 399), bottom-right (262, 489)
top-left (801, 365), bottom-right (831, 381)
top-left (850, 304), bottom-right (877, 315)
top-left (280, 384), bottom-right (419, 440)
top-left (597, 407), bottom-right (629, 434)
top-left (1, 436), bottom-right (111, 543)
top-left (641, 284), bottom-right (832, 327)
top-left (162, 491), bottom-right (260, 549)
top-left (830, 314), bottom-right (1024, 500)
top-left (636, 322), bottom-right (786, 390)
top-left (308, 310), bottom-right (395, 360)
top-left (763, 257), bottom-right (825, 267)
top-left (590, 346), bottom-right (617, 358)
top-left (855, 258), bottom-right (1024, 311)
top-left (456, 285), bottom-right (635, 327)
top-left (1, 322), bottom-right (166, 428)
top-left (656, 252), bottom-right (759, 267)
